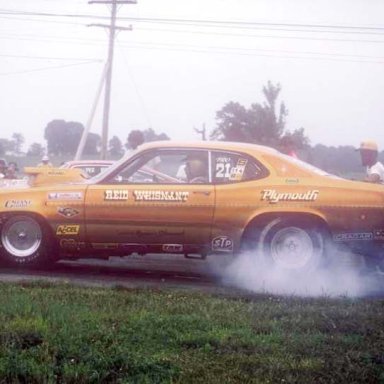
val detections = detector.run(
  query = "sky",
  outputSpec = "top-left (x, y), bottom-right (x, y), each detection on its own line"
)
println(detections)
top-left (1, 0), bottom-right (384, 153)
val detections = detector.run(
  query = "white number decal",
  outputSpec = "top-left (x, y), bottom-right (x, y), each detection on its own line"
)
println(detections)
top-left (215, 163), bottom-right (232, 178)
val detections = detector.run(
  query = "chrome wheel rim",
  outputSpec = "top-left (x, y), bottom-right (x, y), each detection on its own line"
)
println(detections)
top-left (1, 216), bottom-right (42, 258)
top-left (270, 227), bottom-right (314, 270)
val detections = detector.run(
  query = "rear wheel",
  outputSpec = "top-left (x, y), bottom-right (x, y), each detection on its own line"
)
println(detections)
top-left (0, 215), bottom-right (51, 267)
top-left (258, 218), bottom-right (327, 273)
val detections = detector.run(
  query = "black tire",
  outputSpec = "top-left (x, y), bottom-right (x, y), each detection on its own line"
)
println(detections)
top-left (0, 215), bottom-right (52, 267)
top-left (258, 218), bottom-right (326, 273)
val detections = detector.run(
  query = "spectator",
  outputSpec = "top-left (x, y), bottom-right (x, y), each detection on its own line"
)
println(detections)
top-left (4, 161), bottom-right (18, 179)
top-left (357, 140), bottom-right (384, 183)
top-left (279, 136), bottom-right (298, 158)
top-left (38, 155), bottom-right (53, 167)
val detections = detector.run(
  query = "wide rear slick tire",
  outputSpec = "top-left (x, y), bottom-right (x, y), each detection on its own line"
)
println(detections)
top-left (259, 218), bottom-right (326, 273)
top-left (0, 215), bottom-right (51, 267)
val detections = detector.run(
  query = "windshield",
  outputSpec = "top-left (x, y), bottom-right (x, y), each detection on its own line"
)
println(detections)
top-left (87, 149), bottom-right (140, 184)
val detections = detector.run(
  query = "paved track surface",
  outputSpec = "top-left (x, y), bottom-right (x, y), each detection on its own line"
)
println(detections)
top-left (0, 254), bottom-right (238, 294)
top-left (0, 253), bottom-right (383, 298)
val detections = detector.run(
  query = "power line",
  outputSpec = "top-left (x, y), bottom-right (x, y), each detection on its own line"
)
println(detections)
top-left (0, 60), bottom-right (101, 76)
top-left (116, 41), bottom-right (152, 129)
top-left (2, 24), bottom-right (384, 47)
top-left (115, 41), bottom-right (384, 64)
top-left (0, 53), bottom-right (100, 61)
top-left (1, 33), bottom-right (383, 64)
top-left (1, 8), bottom-right (384, 35)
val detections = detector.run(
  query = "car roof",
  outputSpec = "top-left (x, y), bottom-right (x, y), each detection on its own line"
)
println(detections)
top-left (133, 141), bottom-right (336, 179)
top-left (137, 140), bottom-right (278, 156)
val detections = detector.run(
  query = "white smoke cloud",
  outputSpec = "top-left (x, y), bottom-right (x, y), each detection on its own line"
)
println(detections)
top-left (220, 248), bottom-right (383, 298)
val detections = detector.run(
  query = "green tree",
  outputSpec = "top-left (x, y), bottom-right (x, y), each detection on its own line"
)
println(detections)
top-left (210, 81), bottom-right (307, 150)
top-left (27, 142), bottom-right (45, 157)
top-left (11, 133), bottom-right (25, 154)
top-left (44, 120), bottom-right (100, 156)
top-left (0, 138), bottom-right (14, 155)
top-left (109, 135), bottom-right (124, 157)
top-left (0, 141), bottom-right (5, 156)
top-left (210, 102), bottom-right (250, 142)
top-left (126, 130), bottom-right (144, 150)
top-left (279, 128), bottom-right (310, 154)
top-left (83, 132), bottom-right (101, 156)
top-left (142, 128), bottom-right (170, 142)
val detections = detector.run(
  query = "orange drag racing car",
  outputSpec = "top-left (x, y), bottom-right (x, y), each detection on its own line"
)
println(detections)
top-left (0, 141), bottom-right (383, 273)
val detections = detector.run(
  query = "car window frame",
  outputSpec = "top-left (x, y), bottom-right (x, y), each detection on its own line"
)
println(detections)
top-left (98, 148), bottom-right (212, 185)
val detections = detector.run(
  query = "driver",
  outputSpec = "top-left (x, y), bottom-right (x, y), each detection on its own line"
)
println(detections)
top-left (185, 153), bottom-right (208, 183)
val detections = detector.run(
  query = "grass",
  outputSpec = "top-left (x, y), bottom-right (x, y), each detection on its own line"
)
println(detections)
top-left (0, 281), bottom-right (383, 383)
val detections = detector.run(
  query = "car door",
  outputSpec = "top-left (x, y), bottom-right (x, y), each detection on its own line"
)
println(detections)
top-left (210, 150), bottom-right (270, 253)
top-left (84, 148), bottom-right (215, 253)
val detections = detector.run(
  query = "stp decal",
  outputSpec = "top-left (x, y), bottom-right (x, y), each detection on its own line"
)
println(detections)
top-left (212, 236), bottom-right (233, 252)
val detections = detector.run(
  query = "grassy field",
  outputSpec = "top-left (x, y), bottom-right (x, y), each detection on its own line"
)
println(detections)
top-left (0, 281), bottom-right (383, 383)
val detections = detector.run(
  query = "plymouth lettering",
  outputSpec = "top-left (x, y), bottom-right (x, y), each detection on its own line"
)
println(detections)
top-left (261, 189), bottom-right (319, 204)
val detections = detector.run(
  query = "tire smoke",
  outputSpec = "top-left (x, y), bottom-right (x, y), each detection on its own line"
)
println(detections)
top-left (220, 248), bottom-right (384, 298)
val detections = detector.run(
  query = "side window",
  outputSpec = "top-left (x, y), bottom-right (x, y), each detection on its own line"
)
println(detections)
top-left (103, 149), bottom-right (209, 184)
top-left (212, 151), bottom-right (266, 184)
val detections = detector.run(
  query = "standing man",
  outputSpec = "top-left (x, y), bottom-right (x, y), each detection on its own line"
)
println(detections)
top-left (358, 140), bottom-right (384, 183)
top-left (37, 155), bottom-right (53, 167)
top-left (4, 162), bottom-right (18, 179)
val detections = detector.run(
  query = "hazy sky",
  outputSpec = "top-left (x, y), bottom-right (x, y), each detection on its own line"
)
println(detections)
top-left (1, 0), bottom-right (384, 152)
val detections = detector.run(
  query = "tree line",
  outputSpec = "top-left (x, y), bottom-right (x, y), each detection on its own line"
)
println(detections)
top-left (0, 81), bottom-right (379, 176)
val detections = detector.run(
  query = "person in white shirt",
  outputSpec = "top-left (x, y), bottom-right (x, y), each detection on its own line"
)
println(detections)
top-left (357, 140), bottom-right (384, 183)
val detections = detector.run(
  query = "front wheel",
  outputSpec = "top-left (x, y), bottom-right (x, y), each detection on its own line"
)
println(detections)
top-left (259, 218), bottom-right (327, 273)
top-left (0, 215), bottom-right (51, 267)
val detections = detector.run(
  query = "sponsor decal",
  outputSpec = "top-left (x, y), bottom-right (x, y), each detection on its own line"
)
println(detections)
top-left (46, 170), bottom-right (66, 176)
top-left (133, 190), bottom-right (189, 202)
top-left (4, 200), bottom-right (31, 208)
top-left (285, 178), bottom-right (300, 184)
top-left (162, 244), bottom-right (184, 253)
top-left (56, 225), bottom-right (80, 236)
top-left (57, 207), bottom-right (80, 218)
top-left (261, 189), bottom-right (319, 204)
top-left (229, 159), bottom-right (248, 181)
top-left (92, 243), bottom-right (119, 250)
top-left (60, 239), bottom-right (85, 250)
top-left (334, 232), bottom-right (373, 242)
top-left (48, 192), bottom-right (83, 200)
top-left (212, 236), bottom-right (233, 252)
top-left (104, 189), bottom-right (129, 201)
top-left (373, 229), bottom-right (384, 240)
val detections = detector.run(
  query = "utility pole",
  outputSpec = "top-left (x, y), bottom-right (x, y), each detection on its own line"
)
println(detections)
top-left (89, 0), bottom-right (136, 160)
